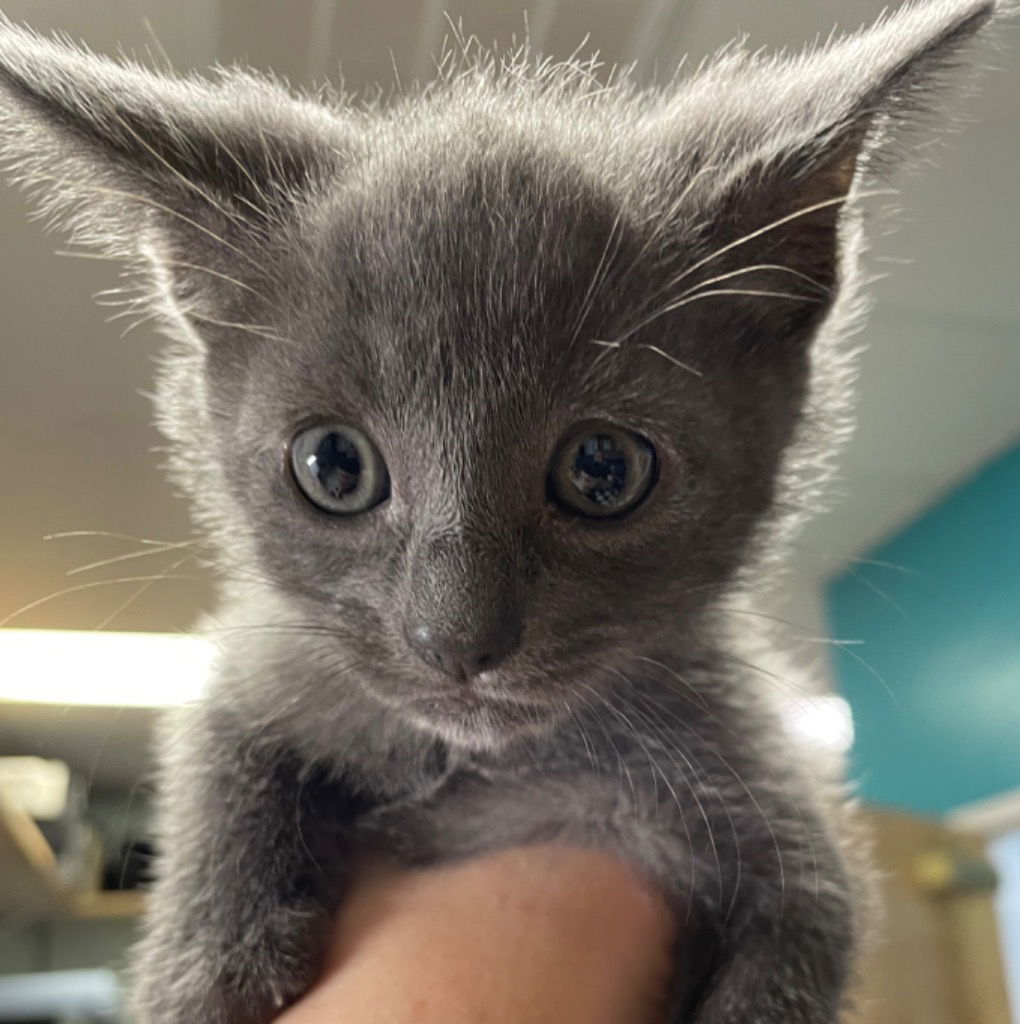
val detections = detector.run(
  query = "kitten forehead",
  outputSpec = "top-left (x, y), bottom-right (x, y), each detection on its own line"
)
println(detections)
top-left (297, 142), bottom-right (650, 403)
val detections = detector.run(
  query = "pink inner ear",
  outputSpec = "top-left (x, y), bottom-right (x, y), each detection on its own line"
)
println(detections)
top-left (804, 138), bottom-right (864, 206)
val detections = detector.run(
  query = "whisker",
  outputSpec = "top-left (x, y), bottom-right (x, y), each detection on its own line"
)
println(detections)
top-left (622, 692), bottom-right (733, 919)
top-left (66, 541), bottom-right (197, 576)
top-left (843, 567), bottom-right (910, 621)
top-left (561, 698), bottom-right (600, 775)
top-left (157, 260), bottom-right (261, 296)
top-left (706, 603), bottom-right (829, 639)
top-left (202, 126), bottom-right (282, 219)
top-left (570, 678), bottom-right (638, 805)
top-left (829, 640), bottom-right (898, 706)
top-left (0, 573), bottom-right (203, 628)
top-left (100, 100), bottom-right (247, 228)
top-left (786, 542), bottom-right (927, 580)
top-left (716, 649), bottom-right (819, 704)
top-left (45, 529), bottom-right (191, 545)
top-left (630, 684), bottom-right (788, 918)
top-left (634, 655), bottom-right (711, 712)
top-left (629, 259), bottom-right (831, 334)
top-left (843, 556), bottom-right (925, 578)
top-left (92, 555), bottom-right (197, 631)
top-left (608, 187), bottom-right (894, 346)
top-left (183, 310), bottom-right (288, 343)
top-left (614, 288), bottom-right (821, 345)
top-left (628, 163), bottom-right (720, 271)
top-left (54, 248), bottom-right (127, 263)
top-left (671, 261), bottom-right (830, 304)
top-left (570, 209), bottom-right (625, 343)
top-left (601, 666), bottom-right (723, 878)
top-left (88, 185), bottom-right (269, 275)
top-left (658, 188), bottom-right (895, 295)
top-left (637, 344), bottom-right (703, 377)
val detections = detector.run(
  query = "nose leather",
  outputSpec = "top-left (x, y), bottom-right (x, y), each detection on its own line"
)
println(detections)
top-left (405, 620), bottom-right (518, 681)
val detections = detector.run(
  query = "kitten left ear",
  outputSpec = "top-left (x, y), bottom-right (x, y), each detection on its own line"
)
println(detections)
top-left (0, 18), bottom-right (354, 260)
top-left (672, 0), bottom-right (1005, 296)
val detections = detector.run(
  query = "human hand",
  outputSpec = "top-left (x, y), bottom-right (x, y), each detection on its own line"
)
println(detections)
top-left (276, 844), bottom-right (676, 1024)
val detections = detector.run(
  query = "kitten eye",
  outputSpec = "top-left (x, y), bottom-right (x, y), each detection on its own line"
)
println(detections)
top-left (548, 423), bottom-right (657, 519)
top-left (289, 423), bottom-right (390, 515)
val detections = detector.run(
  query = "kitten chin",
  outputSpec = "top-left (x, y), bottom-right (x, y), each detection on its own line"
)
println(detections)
top-left (384, 685), bottom-right (565, 751)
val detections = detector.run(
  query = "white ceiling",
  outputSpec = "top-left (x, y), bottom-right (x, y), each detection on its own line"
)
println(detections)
top-left (1, 0), bottom-right (1018, 641)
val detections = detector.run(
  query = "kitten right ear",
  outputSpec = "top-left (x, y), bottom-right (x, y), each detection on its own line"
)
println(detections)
top-left (654, 0), bottom-right (1006, 319)
top-left (0, 19), bottom-right (353, 260)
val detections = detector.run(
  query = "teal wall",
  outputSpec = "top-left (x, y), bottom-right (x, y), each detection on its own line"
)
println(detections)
top-left (826, 440), bottom-right (1020, 816)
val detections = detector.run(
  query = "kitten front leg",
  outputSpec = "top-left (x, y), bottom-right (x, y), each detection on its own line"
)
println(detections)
top-left (682, 876), bottom-right (855, 1024)
top-left (366, 762), bottom-right (856, 1024)
top-left (671, 781), bottom-right (858, 1024)
top-left (131, 702), bottom-right (363, 1024)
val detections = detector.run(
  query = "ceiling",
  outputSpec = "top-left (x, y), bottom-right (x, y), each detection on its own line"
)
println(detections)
top-left (1, 0), bottom-right (1018, 639)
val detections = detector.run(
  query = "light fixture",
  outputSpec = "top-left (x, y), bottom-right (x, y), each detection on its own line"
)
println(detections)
top-left (0, 629), bottom-right (214, 708)
top-left (0, 629), bottom-right (858, 751)
top-left (783, 695), bottom-right (855, 754)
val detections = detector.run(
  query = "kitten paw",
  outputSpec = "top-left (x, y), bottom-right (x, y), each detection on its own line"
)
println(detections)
top-left (131, 905), bottom-right (324, 1024)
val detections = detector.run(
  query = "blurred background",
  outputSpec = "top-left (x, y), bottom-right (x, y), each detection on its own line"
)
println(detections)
top-left (0, 1), bottom-right (1017, 1021)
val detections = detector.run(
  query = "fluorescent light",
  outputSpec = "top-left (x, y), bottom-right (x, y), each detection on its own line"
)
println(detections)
top-left (0, 630), bottom-right (214, 707)
top-left (0, 629), bottom-right (859, 750)
top-left (783, 695), bottom-right (855, 753)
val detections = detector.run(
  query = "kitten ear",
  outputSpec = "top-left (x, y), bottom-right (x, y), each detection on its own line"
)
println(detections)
top-left (0, 19), bottom-right (352, 260)
top-left (674, 0), bottom-right (1005, 297)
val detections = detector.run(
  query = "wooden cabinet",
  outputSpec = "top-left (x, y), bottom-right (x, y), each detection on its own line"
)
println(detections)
top-left (0, 791), bottom-right (143, 920)
top-left (853, 807), bottom-right (1011, 1024)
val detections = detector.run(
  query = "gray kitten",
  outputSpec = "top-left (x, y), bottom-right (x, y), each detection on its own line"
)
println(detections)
top-left (0, 2), bottom-right (1004, 1021)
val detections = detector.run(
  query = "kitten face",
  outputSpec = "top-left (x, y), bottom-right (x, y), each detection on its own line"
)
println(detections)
top-left (186, 139), bottom-right (822, 748)
top-left (0, 1), bottom-right (999, 748)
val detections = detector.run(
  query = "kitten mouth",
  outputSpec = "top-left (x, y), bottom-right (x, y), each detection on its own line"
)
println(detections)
top-left (411, 691), bottom-right (483, 714)
top-left (409, 689), bottom-right (537, 715)
top-left (405, 689), bottom-right (554, 741)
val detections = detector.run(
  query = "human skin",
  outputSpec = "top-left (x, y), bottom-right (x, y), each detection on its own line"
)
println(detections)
top-left (275, 845), bottom-right (677, 1024)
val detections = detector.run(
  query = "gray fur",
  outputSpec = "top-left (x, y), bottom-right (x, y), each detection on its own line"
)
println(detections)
top-left (0, 2), bottom-right (1004, 1021)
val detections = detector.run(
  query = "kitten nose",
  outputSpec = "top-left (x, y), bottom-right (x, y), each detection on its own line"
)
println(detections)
top-left (405, 623), bottom-right (517, 682)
